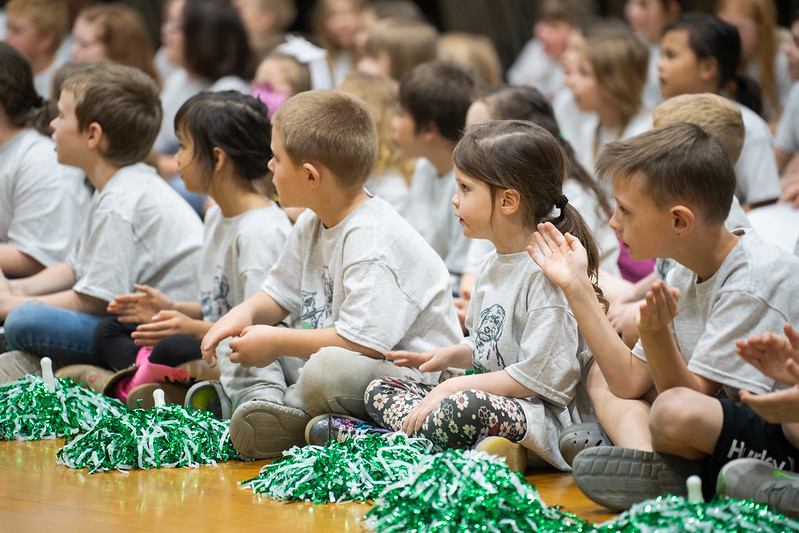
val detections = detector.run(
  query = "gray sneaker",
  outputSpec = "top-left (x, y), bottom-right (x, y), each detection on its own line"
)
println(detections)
top-left (558, 422), bottom-right (612, 467)
top-left (184, 380), bottom-right (232, 420)
top-left (305, 414), bottom-right (391, 446)
top-left (717, 458), bottom-right (799, 519)
top-left (572, 446), bottom-right (703, 511)
top-left (0, 350), bottom-right (41, 384)
top-left (229, 400), bottom-right (311, 459)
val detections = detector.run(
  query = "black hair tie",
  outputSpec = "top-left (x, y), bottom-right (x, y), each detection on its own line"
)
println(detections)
top-left (32, 96), bottom-right (44, 108)
top-left (554, 195), bottom-right (569, 209)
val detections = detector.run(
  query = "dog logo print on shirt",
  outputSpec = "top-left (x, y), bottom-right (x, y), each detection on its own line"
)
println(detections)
top-left (473, 303), bottom-right (506, 369)
top-left (201, 266), bottom-right (232, 321)
top-left (300, 267), bottom-right (333, 329)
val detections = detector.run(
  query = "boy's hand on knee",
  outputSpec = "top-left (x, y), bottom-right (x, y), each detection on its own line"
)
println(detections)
top-left (637, 281), bottom-right (680, 336)
top-left (228, 325), bottom-right (281, 368)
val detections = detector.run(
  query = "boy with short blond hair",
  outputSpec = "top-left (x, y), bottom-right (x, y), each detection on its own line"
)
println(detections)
top-left (394, 60), bottom-right (480, 284)
top-left (5, 0), bottom-right (69, 98)
top-left (531, 122), bottom-right (799, 509)
top-left (201, 90), bottom-right (462, 459)
top-left (0, 63), bottom-right (202, 380)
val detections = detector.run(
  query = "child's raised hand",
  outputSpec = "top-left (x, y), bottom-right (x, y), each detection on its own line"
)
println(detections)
top-left (736, 324), bottom-right (799, 385)
top-left (528, 222), bottom-right (589, 292)
top-left (130, 310), bottom-right (195, 347)
top-left (228, 325), bottom-right (282, 368)
top-left (108, 284), bottom-right (172, 323)
top-left (636, 280), bottom-right (679, 336)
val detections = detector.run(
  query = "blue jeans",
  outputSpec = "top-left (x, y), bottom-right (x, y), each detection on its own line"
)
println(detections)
top-left (4, 302), bottom-right (104, 366)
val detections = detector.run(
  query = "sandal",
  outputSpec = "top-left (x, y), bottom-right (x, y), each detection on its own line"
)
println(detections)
top-left (558, 422), bottom-right (612, 467)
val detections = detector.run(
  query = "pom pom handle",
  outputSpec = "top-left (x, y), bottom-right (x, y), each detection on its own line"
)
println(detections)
top-left (686, 475), bottom-right (703, 503)
top-left (40, 357), bottom-right (55, 393)
top-left (153, 388), bottom-right (166, 408)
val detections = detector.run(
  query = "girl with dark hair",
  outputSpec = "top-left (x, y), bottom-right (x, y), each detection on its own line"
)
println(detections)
top-left (83, 91), bottom-right (291, 408)
top-left (362, 120), bottom-right (604, 472)
top-left (659, 13), bottom-right (781, 207)
top-left (154, 0), bottom-right (254, 200)
top-left (0, 42), bottom-right (90, 277)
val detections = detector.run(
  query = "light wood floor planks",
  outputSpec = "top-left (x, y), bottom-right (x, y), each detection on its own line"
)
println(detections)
top-left (0, 439), bottom-right (616, 531)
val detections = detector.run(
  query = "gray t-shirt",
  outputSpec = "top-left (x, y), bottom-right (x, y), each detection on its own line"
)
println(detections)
top-left (734, 103), bottom-right (782, 205)
top-left (262, 196), bottom-right (462, 359)
top-left (199, 204), bottom-right (291, 322)
top-left (464, 251), bottom-right (585, 469)
top-left (775, 82), bottom-right (799, 155)
top-left (403, 158), bottom-right (472, 278)
top-left (67, 163), bottom-right (203, 302)
top-left (633, 229), bottom-right (799, 397)
top-left (0, 129), bottom-right (91, 267)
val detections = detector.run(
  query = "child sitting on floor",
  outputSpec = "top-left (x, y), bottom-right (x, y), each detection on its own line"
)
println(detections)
top-left (364, 120), bottom-right (604, 472)
top-left (199, 90), bottom-right (462, 459)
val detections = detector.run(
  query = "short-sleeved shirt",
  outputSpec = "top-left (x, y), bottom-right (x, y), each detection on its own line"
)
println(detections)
top-left (402, 158), bottom-right (472, 279)
top-left (263, 194), bottom-right (462, 353)
top-left (464, 250), bottom-right (585, 469)
top-left (67, 163), bottom-right (203, 302)
top-left (506, 39), bottom-right (565, 100)
top-left (775, 82), bottom-right (799, 155)
top-left (734, 103), bottom-right (782, 205)
top-left (0, 129), bottom-right (91, 267)
top-left (633, 229), bottom-right (799, 397)
top-left (262, 196), bottom-right (463, 358)
top-left (199, 204), bottom-right (291, 322)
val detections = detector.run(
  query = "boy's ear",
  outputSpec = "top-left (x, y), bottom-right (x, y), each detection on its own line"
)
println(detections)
top-left (85, 122), bottom-right (104, 149)
top-left (498, 189), bottom-right (521, 215)
top-left (302, 161), bottom-right (322, 189)
top-left (671, 204), bottom-right (695, 236)
top-left (420, 120), bottom-right (439, 141)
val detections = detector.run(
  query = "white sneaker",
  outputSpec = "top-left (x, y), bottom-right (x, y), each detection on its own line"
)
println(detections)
top-left (0, 350), bottom-right (41, 384)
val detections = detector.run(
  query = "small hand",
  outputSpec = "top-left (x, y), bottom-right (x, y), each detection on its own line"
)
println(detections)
top-left (108, 284), bottom-right (172, 323)
top-left (736, 324), bottom-right (799, 385)
top-left (739, 359), bottom-right (799, 423)
top-left (131, 310), bottom-right (194, 347)
top-left (401, 383), bottom-right (452, 435)
top-left (201, 310), bottom-right (251, 367)
top-left (528, 222), bottom-right (589, 292)
top-left (636, 280), bottom-right (680, 336)
top-left (386, 345), bottom-right (468, 373)
top-left (228, 325), bottom-right (283, 368)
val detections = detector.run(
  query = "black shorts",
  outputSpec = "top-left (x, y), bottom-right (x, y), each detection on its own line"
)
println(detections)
top-left (704, 398), bottom-right (799, 486)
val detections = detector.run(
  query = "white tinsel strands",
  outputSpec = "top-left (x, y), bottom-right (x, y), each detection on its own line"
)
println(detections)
top-left (0, 374), bottom-right (126, 440)
top-left (57, 403), bottom-right (238, 473)
top-left (593, 494), bottom-right (799, 532)
top-left (365, 449), bottom-right (588, 533)
top-left (240, 433), bottom-right (433, 503)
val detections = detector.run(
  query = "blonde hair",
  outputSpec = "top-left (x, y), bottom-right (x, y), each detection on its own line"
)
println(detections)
top-left (716, 0), bottom-right (786, 117)
top-left (6, 0), bottom-right (69, 55)
top-left (75, 4), bottom-right (158, 83)
top-left (339, 72), bottom-right (414, 184)
top-left (363, 19), bottom-right (438, 81)
top-left (272, 90), bottom-right (377, 187)
top-left (581, 27), bottom-right (649, 123)
top-left (653, 93), bottom-right (744, 165)
top-left (437, 32), bottom-right (502, 88)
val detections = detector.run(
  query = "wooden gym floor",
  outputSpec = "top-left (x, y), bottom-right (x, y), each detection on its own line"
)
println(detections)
top-left (0, 439), bottom-right (616, 531)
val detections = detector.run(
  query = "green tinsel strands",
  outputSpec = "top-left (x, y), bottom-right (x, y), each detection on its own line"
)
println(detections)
top-left (0, 374), bottom-right (126, 441)
top-left (57, 403), bottom-right (238, 473)
top-left (240, 433), bottom-right (433, 503)
top-left (365, 449), bottom-right (588, 533)
top-left (594, 494), bottom-right (799, 533)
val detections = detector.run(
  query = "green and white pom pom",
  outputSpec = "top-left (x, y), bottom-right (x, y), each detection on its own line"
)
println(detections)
top-left (366, 449), bottom-right (587, 533)
top-left (0, 363), bottom-right (127, 441)
top-left (240, 433), bottom-right (433, 503)
top-left (593, 493), bottom-right (799, 532)
top-left (57, 391), bottom-right (237, 473)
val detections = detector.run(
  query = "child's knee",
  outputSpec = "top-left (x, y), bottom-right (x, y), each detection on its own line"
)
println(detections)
top-left (649, 387), bottom-right (701, 441)
top-left (4, 302), bottom-right (45, 346)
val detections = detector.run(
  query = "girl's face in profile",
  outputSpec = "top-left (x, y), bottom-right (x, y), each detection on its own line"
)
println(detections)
top-left (162, 0), bottom-right (186, 67)
top-left (625, 0), bottom-right (669, 44)
top-left (71, 18), bottom-right (106, 62)
top-left (566, 53), bottom-right (603, 113)
top-left (323, 0), bottom-right (360, 51)
top-left (175, 127), bottom-right (204, 194)
top-left (452, 168), bottom-right (496, 241)
top-left (658, 29), bottom-right (707, 98)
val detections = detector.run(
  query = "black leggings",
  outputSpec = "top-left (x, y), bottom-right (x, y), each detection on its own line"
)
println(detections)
top-left (93, 317), bottom-right (201, 371)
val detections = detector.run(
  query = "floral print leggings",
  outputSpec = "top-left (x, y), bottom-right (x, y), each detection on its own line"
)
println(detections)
top-left (364, 376), bottom-right (527, 452)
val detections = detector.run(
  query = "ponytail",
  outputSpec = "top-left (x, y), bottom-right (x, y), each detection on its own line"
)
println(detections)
top-left (728, 72), bottom-right (764, 118)
top-left (552, 201), bottom-right (609, 312)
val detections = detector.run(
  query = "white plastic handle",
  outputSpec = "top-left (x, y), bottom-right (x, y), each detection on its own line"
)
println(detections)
top-left (153, 388), bottom-right (166, 408)
top-left (686, 474), bottom-right (703, 503)
top-left (41, 357), bottom-right (55, 393)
